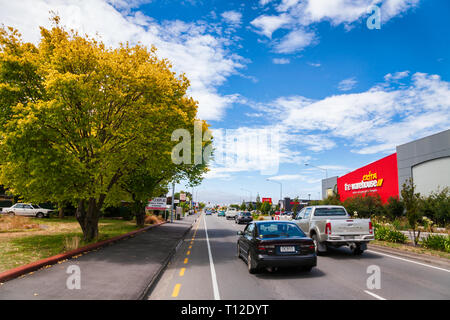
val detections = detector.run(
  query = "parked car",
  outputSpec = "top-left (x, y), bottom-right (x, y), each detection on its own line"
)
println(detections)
top-left (235, 211), bottom-right (253, 224)
top-left (1, 203), bottom-right (53, 218)
top-left (237, 221), bottom-right (316, 273)
top-left (225, 207), bottom-right (238, 220)
top-left (205, 209), bottom-right (212, 215)
top-left (294, 205), bottom-right (374, 255)
top-left (217, 210), bottom-right (226, 217)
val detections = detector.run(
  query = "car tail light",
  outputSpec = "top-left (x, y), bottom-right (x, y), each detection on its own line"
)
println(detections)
top-left (257, 245), bottom-right (275, 253)
top-left (369, 221), bottom-right (373, 234)
top-left (325, 222), bottom-right (332, 235)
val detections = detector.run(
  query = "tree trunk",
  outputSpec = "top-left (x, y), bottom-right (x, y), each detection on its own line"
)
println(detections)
top-left (133, 198), bottom-right (146, 228)
top-left (58, 202), bottom-right (64, 219)
top-left (76, 198), bottom-right (101, 242)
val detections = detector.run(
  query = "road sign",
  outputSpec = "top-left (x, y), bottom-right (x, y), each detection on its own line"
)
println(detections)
top-left (146, 197), bottom-right (167, 210)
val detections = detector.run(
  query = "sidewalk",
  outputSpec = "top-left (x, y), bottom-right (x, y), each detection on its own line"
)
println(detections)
top-left (0, 214), bottom-right (198, 300)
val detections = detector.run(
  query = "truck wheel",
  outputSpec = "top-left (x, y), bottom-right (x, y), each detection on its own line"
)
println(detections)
top-left (352, 246), bottom-right (364, 255)
top-left (311, 234), bottom-right (324, 256)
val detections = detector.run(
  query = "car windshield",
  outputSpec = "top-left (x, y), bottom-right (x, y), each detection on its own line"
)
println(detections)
top-left (257, 223), bottom-right (305, 238)
top-left (314, 207), bottom-right (347, 216)
top-left (241, 212), bottom-right (251, 216)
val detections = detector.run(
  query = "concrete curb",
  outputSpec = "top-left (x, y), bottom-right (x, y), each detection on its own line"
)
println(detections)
top-left (138, 215), bottom-right (199, 300)
top-left (368, 243), bottom-right (450, 269)
top-left (0, 221), bottom-right (167, 283)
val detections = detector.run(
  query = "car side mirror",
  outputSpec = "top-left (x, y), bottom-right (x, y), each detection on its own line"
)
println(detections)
top-left (237, 231), bottom-right (243, 235)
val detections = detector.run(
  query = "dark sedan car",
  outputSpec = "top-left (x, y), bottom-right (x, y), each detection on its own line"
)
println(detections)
top-left (237, 221), bottom-right (316, 274)
top-left (235, 211), bottom-right (253, 224)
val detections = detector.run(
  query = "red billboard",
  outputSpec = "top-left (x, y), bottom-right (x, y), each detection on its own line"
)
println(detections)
top-left (262, 198), bottom-right (272, 204)
top-left (337, 153), bottom-right (399, 203)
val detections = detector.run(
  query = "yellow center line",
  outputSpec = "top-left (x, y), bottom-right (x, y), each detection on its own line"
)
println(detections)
top-left (188, 245), bottom-right (192, 249)
top-left (187, 250), bottom-right (190, 255)
top-left (184, 258), bottom-right (188, 264)
top-left (179, 268), bottom-right (186, 276)
top-left (171, 284), bottom-right (181, 297)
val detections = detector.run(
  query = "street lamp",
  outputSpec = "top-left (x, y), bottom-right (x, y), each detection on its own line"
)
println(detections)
top-left (240, 187), bottom-right (252, 203)
top-left (305, 163), bottom-right (328, 179)
top-left (266, 179), bottom-right (283, 209)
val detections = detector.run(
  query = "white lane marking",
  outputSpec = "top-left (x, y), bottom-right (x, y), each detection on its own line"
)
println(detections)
top-left (364, 290), bottom-right (386, 300)
top-left (367, 250), bottom-right (450, 273)
top-left (203, 214), bottom-right (221, 300)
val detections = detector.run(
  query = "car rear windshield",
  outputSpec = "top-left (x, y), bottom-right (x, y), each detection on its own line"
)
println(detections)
top-left (314, 207), bottom-right (347, 216)
top-left (257, 223), bottom-right (305, 238)
top-left (242, 212), bottom-right (251, 216)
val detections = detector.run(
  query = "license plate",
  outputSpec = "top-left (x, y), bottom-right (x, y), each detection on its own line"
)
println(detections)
top-left (344, 236), bottom-right (355, 239)
top-left (280, 246), bottom-right (296, 252)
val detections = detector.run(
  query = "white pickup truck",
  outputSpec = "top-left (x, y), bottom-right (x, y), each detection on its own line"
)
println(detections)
top-left (294, 205), bottom-right (374, 255)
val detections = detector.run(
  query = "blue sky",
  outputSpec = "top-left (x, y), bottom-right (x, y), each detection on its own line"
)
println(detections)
top-left (1, 0), bottom-right (449, 204)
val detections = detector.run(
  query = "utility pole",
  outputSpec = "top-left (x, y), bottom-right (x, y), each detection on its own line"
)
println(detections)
top-left (171, 181), bottom-right (175, 223)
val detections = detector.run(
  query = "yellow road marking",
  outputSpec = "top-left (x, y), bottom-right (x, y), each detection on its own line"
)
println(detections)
top-left (172, 284), bottom-right (181, 297)
top-left (184, 258), bottom-right (188, 264)
top-left (179, 268), bottom-right (186, 276)
top-left (189, 245), bottom-right (192, 249)
top-left (187, 250), bottom-right (190, 255)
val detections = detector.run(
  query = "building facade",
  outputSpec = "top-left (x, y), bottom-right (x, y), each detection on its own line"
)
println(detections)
top-left (322, 129), bottom-right (450, 202)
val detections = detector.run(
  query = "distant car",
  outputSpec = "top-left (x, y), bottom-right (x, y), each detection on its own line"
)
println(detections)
top-left (225, 208), bottom-right (238, 220)
top-left (237, 221), bottom-right (316, 274)
top-left (205, 210), bottom-right (212, 215)
top-left (235, 211), bottom-right (253, 224)
top-left (1, 203), bottom-right (53, 218)
top-left (218, 210), bottom-right (226, 217)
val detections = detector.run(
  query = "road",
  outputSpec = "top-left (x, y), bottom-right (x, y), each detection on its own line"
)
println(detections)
top-left (149, 213), bottom-right (450, 300)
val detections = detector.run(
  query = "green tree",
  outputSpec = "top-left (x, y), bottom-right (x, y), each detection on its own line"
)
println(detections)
top-left (240, 201), bottom-right (246, 211)
top-left (401, 178), bottom-right (422, 246)
top-left (385, 196), bottom-right (404, 220)
top-left (260, 201), bottom-right (271, 215)
top-left (0, 18), bottom-right (207, 241)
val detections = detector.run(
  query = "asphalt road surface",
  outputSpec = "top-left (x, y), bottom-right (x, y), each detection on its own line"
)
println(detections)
top-left (148, 213), bottom-right (450, 300)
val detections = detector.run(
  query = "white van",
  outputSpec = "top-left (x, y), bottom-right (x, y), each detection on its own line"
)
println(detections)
top-left (225, 207), bottom-right (238, 220)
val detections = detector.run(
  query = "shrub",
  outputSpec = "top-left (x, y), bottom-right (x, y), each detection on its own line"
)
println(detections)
top-left (385, 196), bottom-right (404, 219)
top-left (343, 194), bottom-right (384, 218)
top-left (419, 187), bottom-right (450, 227)
top-left (421, 234), bottom-right (450, 253)
top-left (144, 215), bottom-right (164, 225)
top-left (374, 224), bottom-right (408, 243)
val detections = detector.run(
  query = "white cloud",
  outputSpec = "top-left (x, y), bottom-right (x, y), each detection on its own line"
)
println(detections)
top-left (274, 28), bottom-right (316, 53)
top-left (268, 174), bottom-right (306, 181)
top-left (308, 62), bottom-right (321, 67)
top-left (221, 10), bottom-right (242, 26)
top-left (0, 0), bottom-right (244, 121)
top-left (272, 58), bottom-right (290, 64)
top-left (338, 77), bottom-right (358, 91)
top-left (252, 0), bottom-right (420, 53)
top-left (384, 70), bottom-right (410, 81)
top-left (250, 14), bottom-right (292, 38)
top-left (252, 72), bottom-right (450, 155)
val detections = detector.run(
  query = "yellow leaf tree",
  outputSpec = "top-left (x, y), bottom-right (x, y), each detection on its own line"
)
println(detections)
top-left (0, 17), bottom-right (209, 241)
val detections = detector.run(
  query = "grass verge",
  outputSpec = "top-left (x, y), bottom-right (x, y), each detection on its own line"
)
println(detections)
top-left (0, 216), bottom-right (161, 273)
top-left (371, 240), bottom-right (450, 260)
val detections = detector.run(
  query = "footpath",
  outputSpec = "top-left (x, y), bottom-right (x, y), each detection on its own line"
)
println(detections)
top-left (0, 214), bottom-right (198, 300)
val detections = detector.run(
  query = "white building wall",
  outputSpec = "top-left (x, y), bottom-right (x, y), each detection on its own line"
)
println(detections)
top-left (412, 157), bottom-right (450, 196)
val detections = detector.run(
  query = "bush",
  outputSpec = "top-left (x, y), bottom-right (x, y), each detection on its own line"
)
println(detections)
top-left (343, 194), bottom-right (384, 218)
top-left (374, 223), bottom-right (408, 243)
top-left (421, 234), bottom-right (450, 253)
top-left (419, 187), bottom-right (450, 227)
top-left (385, 196), bottom-right (404, 219)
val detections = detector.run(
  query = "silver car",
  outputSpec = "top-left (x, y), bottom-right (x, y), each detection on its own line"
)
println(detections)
top-left (1, 203), bottom-right (53, 218)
